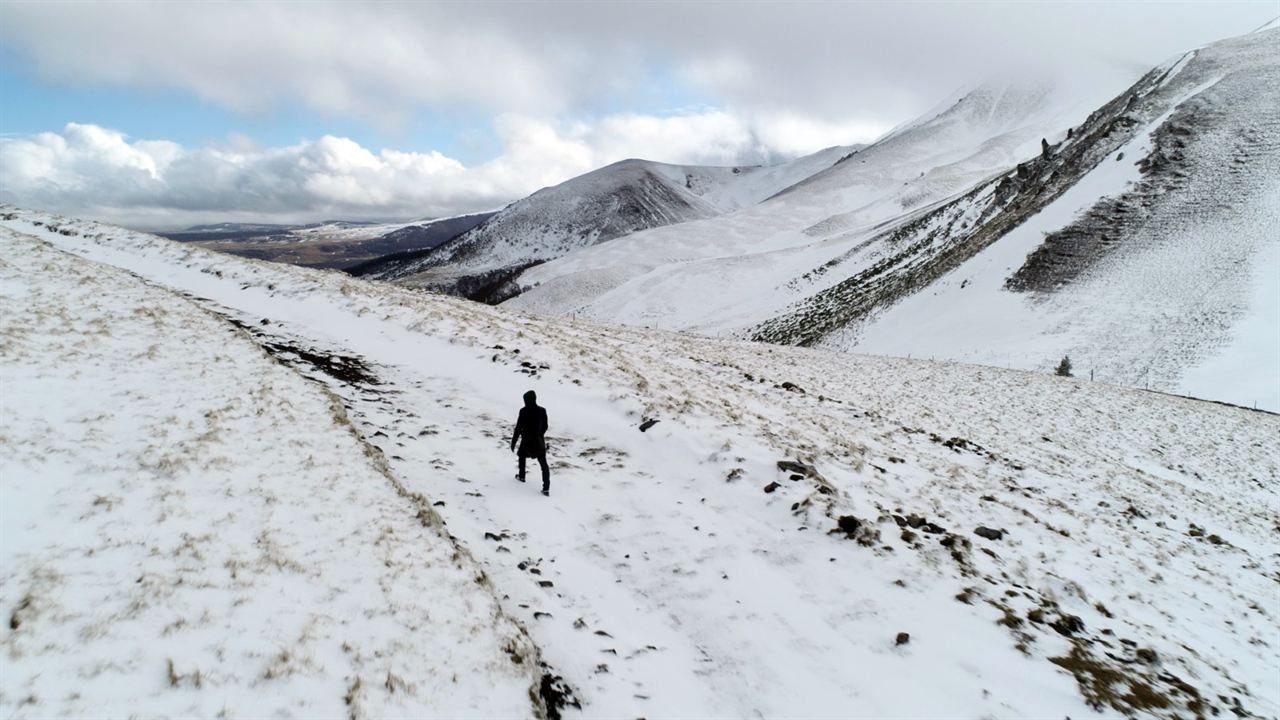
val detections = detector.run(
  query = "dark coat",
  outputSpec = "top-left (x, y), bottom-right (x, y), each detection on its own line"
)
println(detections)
top-left (512, 402), bottom-right (548, 458)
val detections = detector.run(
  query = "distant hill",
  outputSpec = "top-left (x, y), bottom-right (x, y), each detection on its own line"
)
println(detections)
top-left (156, 212), bottom-right (494, 270)
top-left (509, 24), bottom-right (1279, 410)
top-left (349, 147), bottom-right (859, 301)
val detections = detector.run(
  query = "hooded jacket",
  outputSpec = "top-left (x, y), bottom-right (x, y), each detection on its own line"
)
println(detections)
top-left (512, 390), bottom-right (548, 458)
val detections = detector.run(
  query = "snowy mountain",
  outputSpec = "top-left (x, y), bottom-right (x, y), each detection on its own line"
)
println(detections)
top-left (507, 25), bottom-right (1279, 411)
top-left (3, 206), bottom-right (1278, 718)
top-left (159, 212), bottom-right (494, 270)
top-left (351, 147), bottom-right (857, 301)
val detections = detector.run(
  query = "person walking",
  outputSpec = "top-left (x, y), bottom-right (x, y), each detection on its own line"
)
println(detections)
top-left (510, 390), bottom-right (550, 496)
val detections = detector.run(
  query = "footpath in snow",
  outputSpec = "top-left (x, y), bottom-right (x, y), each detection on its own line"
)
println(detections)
top-left (3, 207), bottom-right (1278, 718)
top-left (0, 228), bottom-right (546, 717)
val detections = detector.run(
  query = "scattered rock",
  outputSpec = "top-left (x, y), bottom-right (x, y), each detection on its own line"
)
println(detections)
top-left (779, 381), bottom-right (806, 394)
top-left (538, 671), bottom-right (581, 720)
top-left (763, 482), bottom-right (781, 494)
top-left (1049, 614), bottom-right (1085, 637)
top-left (836, 516), bottom-right (861, 535)
top-left (777, 460), bottom-right (817, 477)
top-left (638, 418), bottom-right (659, 432)
top-left (483, 531), bottom-right (507, 542)
top-left (1135, 648), bottom-right (1159, 664)
top-left (974, 526), bottom-right (1005, 541)
top-left (725, 467), bottom-right (744, 482)
top-left (896, 514), bottom-right (948, 534)
top-left (895, 632), bottom-right (910, 646)
top-left (833, 515), bottom-right (881, 546)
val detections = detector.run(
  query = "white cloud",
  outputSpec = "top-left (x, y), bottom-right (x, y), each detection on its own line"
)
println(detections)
top-left (0, 111), bottom-right (872, 228)
top-left (1, 2), bottom-right (1268, 132)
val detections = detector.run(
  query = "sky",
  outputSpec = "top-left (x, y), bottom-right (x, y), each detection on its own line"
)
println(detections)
top-left (0, 1), bottom-right (1274, 229)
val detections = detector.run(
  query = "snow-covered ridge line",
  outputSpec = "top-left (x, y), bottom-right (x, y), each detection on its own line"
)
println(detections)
top-left (0, 226), bottom-right (553, 718)
top-left (506, 24), bottom-right (1279, 412)
top-left (352, 146), bottom-right (857, 300)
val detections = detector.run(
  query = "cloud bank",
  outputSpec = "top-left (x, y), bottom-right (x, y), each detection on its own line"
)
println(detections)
top-left (1, 1), bottom-right (1270, 227)
top-left (1, 112), bottom-right (873, 229)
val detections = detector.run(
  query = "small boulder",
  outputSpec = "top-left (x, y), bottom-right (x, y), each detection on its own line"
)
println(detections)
top-left (638, 418), bottom-right (659, 432)
top-left (763, 482), bottom-right (781, 494)
top-left (974, 526), bottom-right (1005, 541)
top-left (836, 516), bottom-right (861, 535)
top-left (1049, 614), bottom-right (1085, 637)
top-left (895, 632), bottom-right (910, 646)
top-left (777, 460), bottom-right (817, 477)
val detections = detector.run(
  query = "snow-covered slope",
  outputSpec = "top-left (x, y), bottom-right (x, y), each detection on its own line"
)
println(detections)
top-left (0, 224), bottom-right (546, 716)
top-left (506, 69), bottom-right (1138, 317)
top-left (4, 207), bottom-right (1278, 718)
top-left (508, 26), bottom-right (1278, 411)
top-left (354, 147), bottom-right (856, 301)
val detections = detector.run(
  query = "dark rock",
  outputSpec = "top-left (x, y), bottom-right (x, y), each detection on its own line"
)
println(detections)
top-left (895, 632), bottom-right (910, 646)
top-left (780, 381), bottom-right (806, 394)
top-left (638, 418), bottom-right (659, 432)
top-left (538, 672), bottom-right (581, 720)
top-left (789, 474), bottom-right (804, 481)
top-left (763, 482), bottom-right (781, 493)
top-left (1049, 614), bottom-right (1085, 636)
top-left (777, 460), bottom-right (816, 476)
top-left (974, 526), bottom-right (1005, 541)
top-left (1136, 648), bottom-right (1159, 664)
top-left (833, 515), bottom-right (881, 546)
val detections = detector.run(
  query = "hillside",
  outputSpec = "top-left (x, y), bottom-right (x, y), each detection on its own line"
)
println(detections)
top-left (0, 219), bottom-right (544, 716)
top-left (4, 206), bottom-right (1277, 718)
top-left (507, 26), bottom-right (1278, 410)
top-left (351, 147), bottom-right (856, 301)
top-left (161, 212), bottom-right (493, 270)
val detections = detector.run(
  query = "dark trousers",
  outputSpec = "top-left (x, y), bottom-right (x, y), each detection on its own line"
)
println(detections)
top-left (519, 453), bottom-right (550, 490)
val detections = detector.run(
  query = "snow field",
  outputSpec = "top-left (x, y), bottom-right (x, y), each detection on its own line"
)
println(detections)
top-left (0, 227), bottom-right (543, 718)
top-left (4, 208), bottom-right (1276, 717)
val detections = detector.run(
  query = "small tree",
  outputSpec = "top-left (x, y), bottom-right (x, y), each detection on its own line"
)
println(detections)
top-left (1055, 355), bottom-right (1073, 377)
